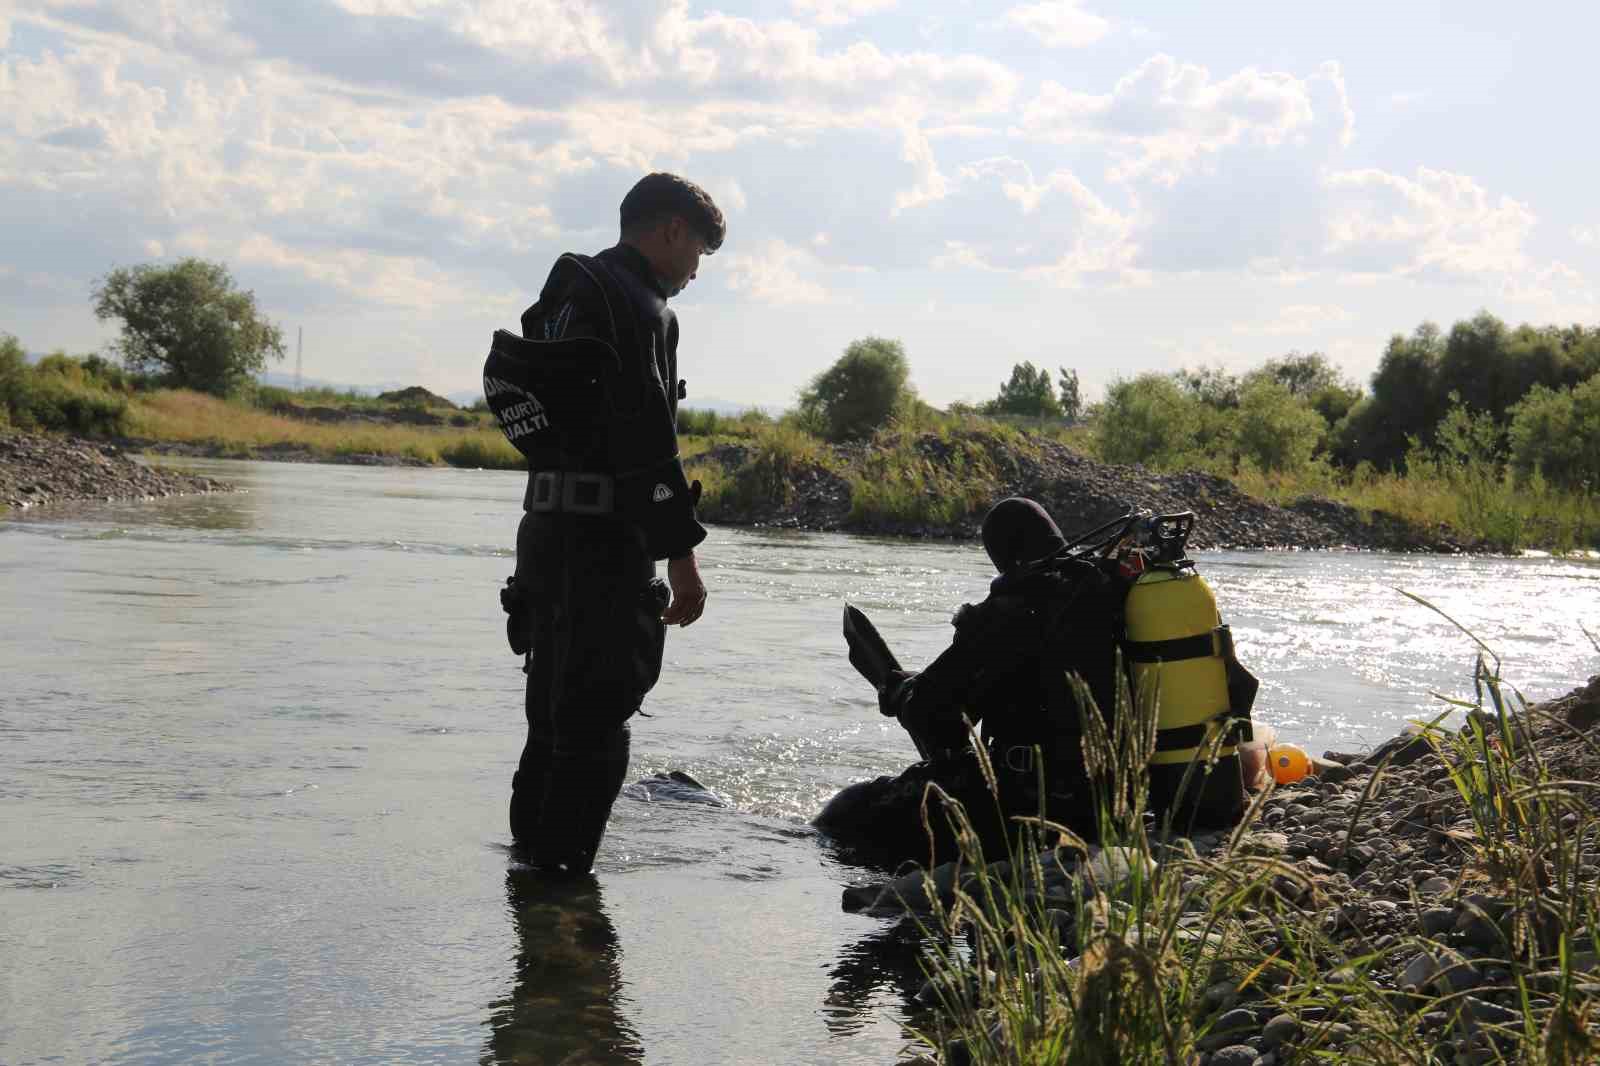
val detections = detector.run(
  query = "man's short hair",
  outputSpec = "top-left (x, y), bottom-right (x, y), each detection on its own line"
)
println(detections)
top-left (619, 173), bottom-right (725, 253)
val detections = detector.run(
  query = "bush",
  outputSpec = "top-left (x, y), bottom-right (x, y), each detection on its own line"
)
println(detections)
top-left (21, 371), bottom-right (130, 435)
top-left (0, 342), bottom-right (130, 435)
top-left (797, 336), bottom-right (915, 442)
top-left (1233, 378), bottom-right (1324, 473)
top-left (1507, 373), bottom-right (1600, 491)
top-left (1, 333), bottom-right (28, 426)
top-left (1094, 373), bottom-right (1202, 467)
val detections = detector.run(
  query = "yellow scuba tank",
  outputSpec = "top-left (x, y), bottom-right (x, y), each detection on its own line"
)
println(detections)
top-left (1122, 565), bottom-right (1239, 766)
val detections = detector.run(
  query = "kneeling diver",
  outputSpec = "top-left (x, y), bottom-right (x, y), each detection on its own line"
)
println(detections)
top-left (814, 498), bottom-right (1257, 866)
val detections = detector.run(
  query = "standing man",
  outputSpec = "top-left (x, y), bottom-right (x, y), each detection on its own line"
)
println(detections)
top-left (484, 173), bottom-right (725, 876)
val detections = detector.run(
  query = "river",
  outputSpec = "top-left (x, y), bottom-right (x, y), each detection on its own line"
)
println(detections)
top-left (2, 459), bottom-right (1596, 1065)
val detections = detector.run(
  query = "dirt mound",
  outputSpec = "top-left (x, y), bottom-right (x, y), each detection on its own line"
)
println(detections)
top-left (375, 386), bottom-right (456, 409)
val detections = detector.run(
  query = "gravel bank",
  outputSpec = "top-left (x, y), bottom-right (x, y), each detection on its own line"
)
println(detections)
top-left (843, 676), bottom-right (1600, 1064)
top-left (0, 431), bottom-right (231, 511)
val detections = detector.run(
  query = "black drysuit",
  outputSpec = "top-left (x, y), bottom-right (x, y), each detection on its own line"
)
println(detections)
top-left (498, 244), bottom-right (706, 874)
top-left (814, 559), bottom-right (1123, 866)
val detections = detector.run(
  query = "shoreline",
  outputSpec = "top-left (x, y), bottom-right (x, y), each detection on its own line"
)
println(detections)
top-left (0, 431), bottom-right (232, 512)
top-left (6, 428), bottom-right (1595, 561)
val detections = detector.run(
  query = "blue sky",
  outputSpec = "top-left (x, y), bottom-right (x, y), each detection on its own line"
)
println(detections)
top-left (2, 0), bottom-right (1596, 408)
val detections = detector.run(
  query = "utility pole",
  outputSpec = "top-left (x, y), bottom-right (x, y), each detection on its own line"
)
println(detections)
top-left (295, 326), bottom-right (303, 392)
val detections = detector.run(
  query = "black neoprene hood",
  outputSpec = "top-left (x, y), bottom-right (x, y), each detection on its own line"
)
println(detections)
top-left (981, 497), bottom-right (1067, 573)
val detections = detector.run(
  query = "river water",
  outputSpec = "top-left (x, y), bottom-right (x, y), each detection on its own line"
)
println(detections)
top-left (2, 459), bottom-right (1596, 1065)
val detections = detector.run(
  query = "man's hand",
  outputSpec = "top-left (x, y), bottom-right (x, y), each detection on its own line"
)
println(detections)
top-left (662, 551), bottom-right (707, 626)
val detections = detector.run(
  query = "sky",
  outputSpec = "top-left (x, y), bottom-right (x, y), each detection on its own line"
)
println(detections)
top-left (2, 0), bottom-right (1598, 409)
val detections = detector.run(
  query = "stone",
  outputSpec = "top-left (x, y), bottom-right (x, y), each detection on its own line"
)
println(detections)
top-left (1401, 952), bottom-right (1439, 992)
top-left (1454, 910), bottom-right (1505, 952)
top-left (1206, 1007), bottom-right (1257, 1044)
top-left (1240, 832), bottom-right (1290, 855)
top-left (1417, 875), bottom-right (1452, 898)
top-left (1421, 907), bottom-right (1456, 936)
top-left (1344, 842), bottom-right (1377, 867)
top-left (1208, 1046), bottom-right (1257, 1066)
top-left (1363, 732), bottom-right (1434, 767)
top-left (1461, 996), bottom-right (1519, 1028)
top-left (1316, 761), bottom-right (1354, 784)
top-left (1260, 1013), bottom-right (1301, 1049)
top-left (1321, 1023), bottom-right (1354, 1045)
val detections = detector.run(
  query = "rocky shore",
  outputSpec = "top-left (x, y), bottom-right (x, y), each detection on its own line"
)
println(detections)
top-left (0, 431), bottom-right (231, 511)
top-left (691, 429), bottom-right (1480, 553)
top-left (840, 676), bottom-right (1600, 1065)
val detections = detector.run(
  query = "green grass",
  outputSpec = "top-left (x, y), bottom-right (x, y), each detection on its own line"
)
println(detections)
top-left (1232, 460), bottom-right (1600, 553)
top-left (127, 389), bottom-right (524, 469)
top-left (898, 610), bottom-right (1600, 1065)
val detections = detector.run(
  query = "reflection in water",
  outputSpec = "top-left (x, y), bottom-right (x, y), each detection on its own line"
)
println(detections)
top-left (823, 917), bottom-right (931, 1041)
top-left (482, 868), bottom-right (643, 1066)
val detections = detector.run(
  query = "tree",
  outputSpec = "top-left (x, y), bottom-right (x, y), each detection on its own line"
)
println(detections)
top-left (1095, 373), bottom-right (1202, 467)
top-left (986, 361), bottom-right (1061, 417)
top-left (1174, 365), bottom-right (1241, 409)
top-left (797, 336), bottom-right (914, 441)
top-left (1335, 323), bottom-right (1446, 469)
top-left (91, 258), bottom-right (285, 396)
top-left (1246, 350), bottom-right (1362, 427)
top-left (1057, 366), bottom-right (1082, 422)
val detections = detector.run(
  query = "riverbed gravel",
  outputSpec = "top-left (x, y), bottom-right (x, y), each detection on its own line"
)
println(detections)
top-left (1, 431), bottom-right (230, 510)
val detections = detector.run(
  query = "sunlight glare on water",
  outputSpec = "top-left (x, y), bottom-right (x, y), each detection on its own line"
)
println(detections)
top-left (1, 459), bottom-right (1595, 1065)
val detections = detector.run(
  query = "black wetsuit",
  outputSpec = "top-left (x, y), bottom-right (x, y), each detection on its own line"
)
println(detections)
top-left (815, 558), bottom-right (1123, 865)
top-left (504, 245), bottom-right (705, 874)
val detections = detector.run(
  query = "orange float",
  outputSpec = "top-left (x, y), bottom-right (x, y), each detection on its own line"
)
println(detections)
top-left (1268, 743), bottom-right (1311, 785)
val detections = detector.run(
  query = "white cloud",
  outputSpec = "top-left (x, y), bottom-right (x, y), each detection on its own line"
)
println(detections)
top-left (723, 239), bottom-right (828, 304)
top-left (1001, 1), bottom-right (1110, 48)
top-left (791, 0), bottom-right (897, 27)
top-left (929, 157), bottom-right (1144, 287)
top-left (1575, 225), bottom-right (1599, 247)
top-left (1019, 55), bottom-right (1353, 184)
top-left (1232, 304), bottom-right (1353, 336)
top-left (891, 124), bottom-right (949, 213)
top-left (1323, 166), bottom-right (1537, 281)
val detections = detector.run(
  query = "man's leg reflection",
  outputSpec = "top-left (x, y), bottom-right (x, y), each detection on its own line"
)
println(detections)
top-left (483, 868), bottom-right (643, 1065)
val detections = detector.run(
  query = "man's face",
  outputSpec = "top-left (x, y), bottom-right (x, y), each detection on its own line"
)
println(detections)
top-left (662, 215), bottom-right (707, 296)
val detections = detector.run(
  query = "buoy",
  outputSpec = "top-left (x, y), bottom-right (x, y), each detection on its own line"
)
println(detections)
top-left (1269, 743), bottom-right (1311, 785)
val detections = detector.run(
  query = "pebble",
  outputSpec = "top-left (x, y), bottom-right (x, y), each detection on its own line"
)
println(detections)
top-left (1208, 1046), bottom-right (1256, 1066)
top-left (1259, 1013), bottom-right (1300, 1049)
top-left (1420, 907), bottom-right (1455, 936)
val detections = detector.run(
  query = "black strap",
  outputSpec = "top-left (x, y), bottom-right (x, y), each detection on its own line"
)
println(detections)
top-left (1124, 624), bottom-right (1234, 664)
